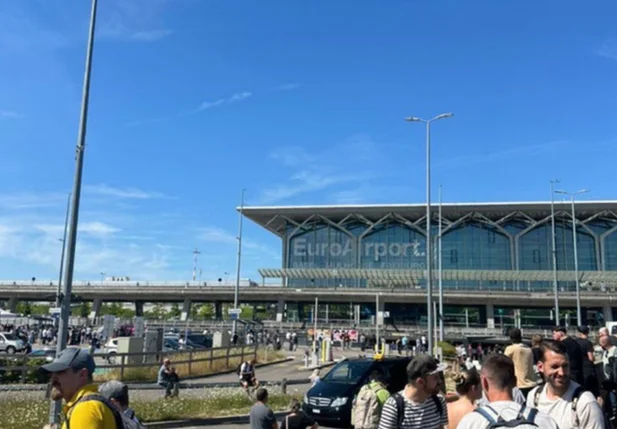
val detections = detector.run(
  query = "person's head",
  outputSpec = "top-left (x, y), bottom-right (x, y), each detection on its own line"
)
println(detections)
top-left (41, 347), bottom-right (96, 402)
top-left (538, 340), bottom-right (570, 392)
top-left (509, 328), bottom-right (522, 344)
top-left (600, 335), bottom-right (612, 350)
top-left (599, 327), bottom-right (609, 338)
top-left (452, 368), bottom-right (482, 400)
top-left (531, 334), bottom-right (543, 348)
top-left (99, 380), bottom-right (130, 412)
top-left (406, 354), bottom-right (447, 396)
top-left (552, 326), bottom-right (567, 341)
top-left (163, 358), bottom-right (171, 367)
top-left (289, 398), bottom-right (301, 414)
top-left (369, 369), bottom-right (389, 387)
top-left (576, 325), bottom-right (589, 338)
top-left (480, 354), bottom-right (516, 402)
top-left (255, 387), bottom-right (268, 403)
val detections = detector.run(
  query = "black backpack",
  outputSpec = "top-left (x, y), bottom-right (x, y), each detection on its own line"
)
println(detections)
top-left (392, 393), bottom-right (443, 427)
top-left (66, 394), bottom-right (144, 429)
top-left (475, 403), bottom-right (539, 428)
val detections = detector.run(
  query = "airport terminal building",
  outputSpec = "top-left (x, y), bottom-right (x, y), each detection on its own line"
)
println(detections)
top-left (244, 201), bottom-right (617, 328)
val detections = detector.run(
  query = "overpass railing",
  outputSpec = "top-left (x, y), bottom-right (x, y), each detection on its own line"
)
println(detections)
top-left (0, 344), bottom-right (259, 385)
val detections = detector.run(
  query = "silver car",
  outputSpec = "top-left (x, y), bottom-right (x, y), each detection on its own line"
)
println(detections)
top-left (0, 332), bottom-right (26, 354)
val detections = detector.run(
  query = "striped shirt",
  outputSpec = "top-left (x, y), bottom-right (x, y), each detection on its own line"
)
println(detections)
top-left (378, 392), bottom-right (447, 429)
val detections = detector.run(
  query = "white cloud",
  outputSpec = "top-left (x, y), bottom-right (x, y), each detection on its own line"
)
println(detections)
top-left (261, 136), bottom-right (382, 204)
top-left (200, 227), bottom-right (280, 260)
top-left (98, 0), bottom-right (172, 43)
top-left (0, 110), bottom-right (23, 119)
top-left (599, 39), bottom-right (617, 60)
top-left (84, 184), bottom-right (169, 199)
top-left (199, 92), bottom-right (252, 111)
top-left (0, 192), bottom-right (65, 210)
top-left (130, 29), bottom-right (173, 42)
top-left (271, 83), bottom-right (300, 92)
top-left (269, 147), bottom-right (314, 167)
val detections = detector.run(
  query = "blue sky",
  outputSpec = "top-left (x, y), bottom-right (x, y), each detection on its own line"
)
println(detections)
top-left (0, 0), bottom-right (615, 282)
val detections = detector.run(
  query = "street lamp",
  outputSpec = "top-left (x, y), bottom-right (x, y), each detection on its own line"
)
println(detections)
top-left (405, 112), bottom-right (453, 355)
top-left (549, 180), bottom-right (560, 324)
top-left (554, 188), bottom-right (589, 326)
top-left (233, 189), bottom-right (246, 338)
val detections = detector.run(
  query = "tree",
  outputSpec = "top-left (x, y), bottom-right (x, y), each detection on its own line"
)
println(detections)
top-left (169, 303), bottom-right (181, 319)
top-left (16, 302), bottom-right (32, 316)
top-left (145, 304), bottom-right (167, 319)
top-left (79, 302), bottom-right (91, 318)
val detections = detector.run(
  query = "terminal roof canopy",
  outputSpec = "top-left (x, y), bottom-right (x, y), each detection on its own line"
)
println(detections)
top-left (240, 201), bottom-right (617, 236)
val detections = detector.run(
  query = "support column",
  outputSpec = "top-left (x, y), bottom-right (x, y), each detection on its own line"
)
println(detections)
top-left (7, 297), bottom-right (18, 313)
top-left (88, 298), bottom-right (102, 320)
top-left (604, 306), bottom-right (614, 323)
top-left (486, 303), bottom-right (495, 329)
top-left (354, 304), bottom-right (361, 325)
top-left (276, 299), bottom-right (286, 322)
top-left (215, 302), bottom-right (223, 320)
top-left (325, 304), bottom-right (329, 324)
top-left (134, 301), bottom-right (144, 317)
top-left (181, 298), bottom-right (192, 322)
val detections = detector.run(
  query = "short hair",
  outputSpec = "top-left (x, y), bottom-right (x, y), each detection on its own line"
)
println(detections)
top-left (553, 326), bottom-right (567, 334)
top-left (255, 387), bottom-right (268, 402)
top-left (531, 335), bottom-right (543, 347)
top-left (509, 328), bottom-right (522, 343)
top-left (289, 399), bottom-right (301, 413)
top-left (481, 354), bottom-right (516, 391)
top-left (539, 340), bottom-right (568, 362)
top-left (99, 380), bottom-right (129, 407)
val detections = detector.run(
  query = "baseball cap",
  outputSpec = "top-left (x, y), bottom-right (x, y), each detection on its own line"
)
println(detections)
top-left (41, 347), bottom-right (96, 374)
top-left (99, 380), bottom-right (128, 401)
top-left (577, 325), bottom-right (590, 335)
top-left (407, 354), bottom-right (447, 380)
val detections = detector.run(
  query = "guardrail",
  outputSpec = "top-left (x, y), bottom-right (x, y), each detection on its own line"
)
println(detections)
top-left (0, 344), bottom-right (259, 384)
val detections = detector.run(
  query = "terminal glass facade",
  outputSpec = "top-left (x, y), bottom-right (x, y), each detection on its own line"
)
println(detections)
top-left (282, 208), bottom-right (617, 290)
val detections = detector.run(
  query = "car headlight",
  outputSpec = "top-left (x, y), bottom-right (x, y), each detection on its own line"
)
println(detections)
top-left (303, 394), bottom-right (309, 404)
top-left (331, 397), bottom-right (348, 407)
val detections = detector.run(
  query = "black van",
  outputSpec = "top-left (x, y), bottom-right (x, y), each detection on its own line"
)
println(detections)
top-left (302, 356), bottom-right (411, 427)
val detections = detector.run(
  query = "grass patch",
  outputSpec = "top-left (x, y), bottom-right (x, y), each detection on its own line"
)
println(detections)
top-left (0, 392), bottom-right (301, 429)
top-left (94, 347), bottom-right (284, 382)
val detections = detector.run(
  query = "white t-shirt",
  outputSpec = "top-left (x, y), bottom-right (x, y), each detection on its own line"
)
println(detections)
top-left (457, 401), bottom-right (558, 429)
top-left (526, 382), bottom-right (605, 429)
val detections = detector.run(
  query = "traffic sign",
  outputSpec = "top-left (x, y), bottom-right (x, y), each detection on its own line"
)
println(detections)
top-left (49, 307), bottom-right (61, 315)
top-left (230, 313), bottom-right (239, 320)
top-left (228, 308), bottom-right (242, 315)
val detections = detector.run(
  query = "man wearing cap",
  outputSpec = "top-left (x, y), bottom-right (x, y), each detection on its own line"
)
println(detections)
top-left (378, 355), bottom-right (448, 429)
top-left (99, 380), bottom-right (145, 429)
top-left (42, 347), bottom-right (117, 429)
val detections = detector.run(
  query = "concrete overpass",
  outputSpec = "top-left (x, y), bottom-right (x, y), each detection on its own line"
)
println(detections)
top-left (0, 280), bottom-right (616, 327)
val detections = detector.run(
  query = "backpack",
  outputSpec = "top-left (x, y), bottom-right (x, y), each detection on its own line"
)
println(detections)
top-left (236, 362), bottom-right (243, 375)
top-left (533, 383), bottom-right (584, 427)
top-left (392, 392), bottom-right (443, 427)
top-left (66, 393), bottom-right (144, 429)
top-left (475, 403), bottom-right (539, 429)
top-left (353, 382), bottom-right (386, 429)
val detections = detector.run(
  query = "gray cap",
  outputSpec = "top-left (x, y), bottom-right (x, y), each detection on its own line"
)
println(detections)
top-left (99, 380), bottom-right (128, 401)
top-left (41, 347), bottom-right (96, 374)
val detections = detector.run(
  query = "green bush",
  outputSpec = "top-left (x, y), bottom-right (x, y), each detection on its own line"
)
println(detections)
top-left (0, 357), bottom-right (49, 384)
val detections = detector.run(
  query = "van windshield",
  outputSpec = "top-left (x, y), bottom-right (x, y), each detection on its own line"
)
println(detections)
top-left (322, 360), bottom-right (373, 384)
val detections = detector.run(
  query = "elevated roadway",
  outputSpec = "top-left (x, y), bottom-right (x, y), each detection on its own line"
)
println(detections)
top-left (0, 281), bottom-right (614, 307)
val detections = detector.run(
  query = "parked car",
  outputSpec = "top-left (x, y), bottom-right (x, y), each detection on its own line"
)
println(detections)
top-left (0, 332), bottom-right (28, 354)
top-left (302, 356), bottom-right (412, 427)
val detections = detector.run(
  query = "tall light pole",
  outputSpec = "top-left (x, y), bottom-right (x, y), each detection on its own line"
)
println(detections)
top-left (55, 193), bottom-right (71, 327)
top-left (49, 0), bottom-right (98, 424)
top-left (192, 248), bottom-right (201, 281)
top-left (555, 188), bottom-right (589, 326)
top-left (438, 185), bottom-right (444, 342)
top-left (549, 180), bottom-right (560, 323)
top-left (405, 112), bottom-right (453, 355)
top-left (232, 189), bottom-right (246, 338)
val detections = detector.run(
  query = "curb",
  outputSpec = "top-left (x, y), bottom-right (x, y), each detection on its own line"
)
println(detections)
top-left (145, 411), bottom-right (287, 428)
top-left (0, 357), bottom-right (296, 392)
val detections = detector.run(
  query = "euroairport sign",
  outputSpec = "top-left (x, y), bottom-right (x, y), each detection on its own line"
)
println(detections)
top-left (292, 237), bottom-right (426, 260)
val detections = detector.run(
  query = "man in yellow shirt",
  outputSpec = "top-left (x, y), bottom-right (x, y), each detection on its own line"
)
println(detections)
top-left (43, 347), bottom-right (118, 429)
top-left (504, 328), bottom-right (539, 397)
